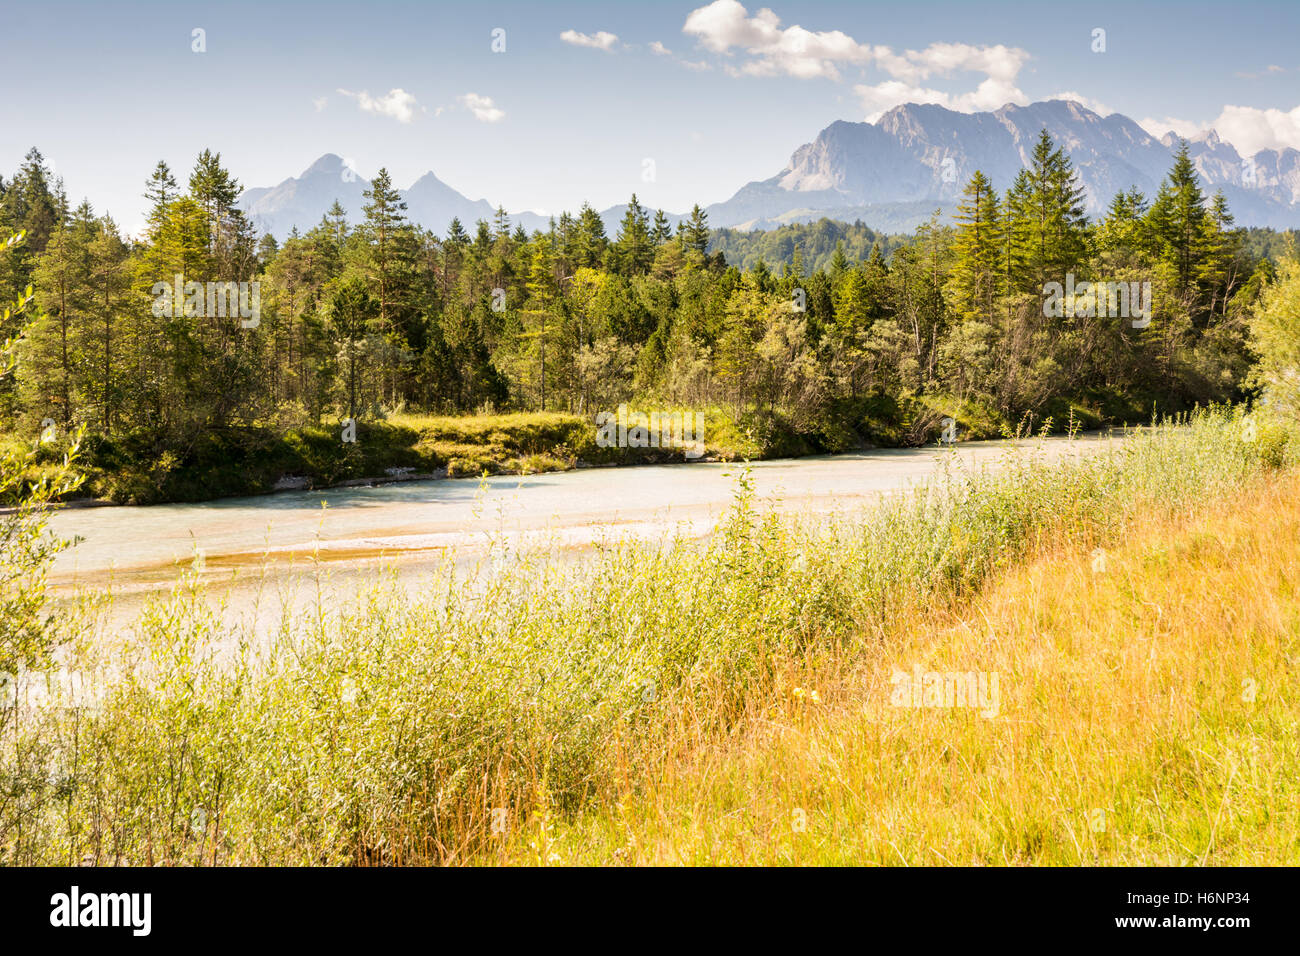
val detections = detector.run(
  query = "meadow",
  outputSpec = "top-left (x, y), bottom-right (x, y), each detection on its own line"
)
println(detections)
top-left (2, 407), bottom-right (1295, 865)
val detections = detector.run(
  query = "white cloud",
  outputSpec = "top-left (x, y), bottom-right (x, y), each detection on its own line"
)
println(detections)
top-left (1138, 115), bottom-right (1212, 142)
top-left (649, 40), bottom-right (673, 56)
top-left (1235, 64), bottom-right (1287, 79)
top-left (881, 42), bottom-right (1029, 86)
top-left (1050, 91), bottom-right (1114, 116)
top-left (682, 0), bottom-right (873, 80)
top-left (459, 92), bottom-right (505, 123)
top-left (1214, 104), bottom-right (1300, 155)
top-left (853, 80), bottom-right (953, 117)
top-left (682, 2), bottom-right (1029, 118)
top-left (853, 74), bottom-right (1030, 121)
top-left (852, 41), bottom-right (1031, 118)
top-left (1139, 104), bottom-right (1300, 156)
top-left (336, 88), bottom-right (419, 123)
top-left (560, 29), bottom-right (619, 51)
top-left (312, 96), bottom-right (328, 112)
top-left (678, 0), bottom-right (1300, 157)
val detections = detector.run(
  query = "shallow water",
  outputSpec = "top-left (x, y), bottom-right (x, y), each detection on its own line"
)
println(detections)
top-left (48, 433), bottom-right (1122, 634)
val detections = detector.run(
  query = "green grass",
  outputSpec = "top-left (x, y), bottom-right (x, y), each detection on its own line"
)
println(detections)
top-left (10, 389), bottom-right (1180, 505)
top-left (19, 408), bottom-right (762, 504)
top-left (1, 406), bottom-right (1293, 865)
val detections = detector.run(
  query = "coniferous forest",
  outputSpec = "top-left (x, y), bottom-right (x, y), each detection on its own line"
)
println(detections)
top-left (0, 130), bottom-right (1286, 501)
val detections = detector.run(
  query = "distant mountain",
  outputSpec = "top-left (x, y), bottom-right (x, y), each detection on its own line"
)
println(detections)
top-left (402, 169), bottom-right (497, 235)
top-left (239, 102), bottom-right (1300, 240)
top-left (238, 154), bottom-right (555, 238)
top-left (239, 154), bottom-right (659, 238)
top-left (704, 100), bottom-right (1300, 231)
top-left (239, 154), bottom-right (367, 237)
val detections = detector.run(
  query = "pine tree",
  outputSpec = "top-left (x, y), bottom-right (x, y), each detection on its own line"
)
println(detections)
top-left (1148, 140), bottom-right (1208, 297)
top-left (614, 194), bottom-right (653, 276)
top-left (86, 215), bottom-right (130, 430)
top-left (651, 209), bottom-right (672, 246)
top-left (1095, 187), bottom-right (1150, 259)
top-left (446, 217), bottom-right (469, 247)
top-left (0, 148), bottom-right (59, 304)
top-left (681, 204), bottom-right (709, 255)
top-left (788, 243), bottom-right (805, 281)
top-left (492, 205), bottom-right (511, 239)
top-left (574, 203), bottom-right (608, 268)
top-left (143, 161), bottom-right (177, 224)
top-left (0, 148), bottom-right (58, 253)
top-left (829, 241), bottom-right (849, 281)
top-left (326, 276), bottom-right (378, 419)
top-left (948, 170), bottom-right (1003, 321)
top-left (359, 168), bottom-right (414, 341)
top-left (29, 202), bottom-right (94, 425)
top-left (1007, 130), bottom-right (1087, 292)
top-left (1198, 191), bottom-right (1241, 319)
top-left (188, 149), bottom-right (242, 262)
top-left (522, 238), bottom-right (561, 410)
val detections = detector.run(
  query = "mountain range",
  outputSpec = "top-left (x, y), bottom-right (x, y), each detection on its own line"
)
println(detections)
top-left (237, 100), bottom-right (1300, 239)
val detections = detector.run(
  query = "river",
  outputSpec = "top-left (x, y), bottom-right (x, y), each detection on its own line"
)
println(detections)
top-left (47, 433), bottom-right (1123, 635)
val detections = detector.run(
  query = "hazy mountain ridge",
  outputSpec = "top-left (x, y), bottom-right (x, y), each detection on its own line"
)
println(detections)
top-left (238, 154), bottom-right (553, 238)
top-left (239, 101), bottom-right (1300, 239)
top-left (707, 100), bottom-right (1300, 231)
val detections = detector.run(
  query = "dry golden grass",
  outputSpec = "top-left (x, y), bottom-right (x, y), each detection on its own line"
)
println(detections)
top-left (496, 471), bottom-right (1300, 865)
top-left (7, 411), bottom-right (1294, 866)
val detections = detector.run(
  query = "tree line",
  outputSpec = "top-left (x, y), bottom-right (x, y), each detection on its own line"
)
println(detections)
top-left (0, 129), bottom-right (1274, 451)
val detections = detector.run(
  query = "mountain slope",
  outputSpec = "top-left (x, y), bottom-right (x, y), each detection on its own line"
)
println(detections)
top-left (239, 101), bottom-right (1300, 239)
top-left (238, 154), bottom-right (552, 238)
top-left (239, 154), bottom-right (367, 237)
top-left (705, 99), bottom-right (1300, 231)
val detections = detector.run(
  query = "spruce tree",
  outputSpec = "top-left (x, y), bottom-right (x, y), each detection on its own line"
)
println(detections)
top-left (615, 194), bottom-right (652, 276)
top-left (949, 170), bottom-right (1003, 321)
top-left (682, 204), bottom-right (709, 255)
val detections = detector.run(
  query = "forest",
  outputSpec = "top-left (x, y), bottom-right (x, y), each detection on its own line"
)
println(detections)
top-left (0, 130), bottom-right (1285, 499)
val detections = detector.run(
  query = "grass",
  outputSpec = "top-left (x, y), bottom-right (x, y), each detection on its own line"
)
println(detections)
top-left (0, 407), bottom-right (1294, 865)
top-left (21, 407), bottom-right (764, 504)
top-left (13, 389), bottom-right (1175, 505)
top-left (496, 465), bottom-right (1300, 864)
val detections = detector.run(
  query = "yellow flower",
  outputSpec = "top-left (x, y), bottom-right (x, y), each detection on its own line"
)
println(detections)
top-left (792, 687), bottom-right (806, 700)
top-left (810, 690), bottom-right (821, 704)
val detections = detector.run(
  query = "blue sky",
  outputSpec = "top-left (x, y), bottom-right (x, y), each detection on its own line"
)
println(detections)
top-left (2, 0), bottom-right (1298, 235)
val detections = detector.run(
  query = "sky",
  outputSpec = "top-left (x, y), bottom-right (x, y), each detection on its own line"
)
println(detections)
top-left (2, 0), bottom-right (1298, 236)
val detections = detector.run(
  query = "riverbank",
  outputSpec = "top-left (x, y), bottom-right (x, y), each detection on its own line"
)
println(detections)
top-left (11, 391), bottom-right (1148, 506)
top-left (6, 407), bottom-right (1293, 865)
top-left (486, 454), bottom-right (1300, 865)
top-left (45, 432), bottom-right (1124, 633)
